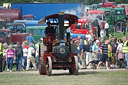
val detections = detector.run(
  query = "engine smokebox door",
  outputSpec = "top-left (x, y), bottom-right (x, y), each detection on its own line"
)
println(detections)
top-left (55, 45), bottom-right (69, 58)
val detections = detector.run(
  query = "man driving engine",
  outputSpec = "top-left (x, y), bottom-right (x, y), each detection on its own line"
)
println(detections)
top-left (45, 21), bottom-right (56, 37)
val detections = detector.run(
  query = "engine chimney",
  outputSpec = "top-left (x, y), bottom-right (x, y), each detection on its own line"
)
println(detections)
top-left (58, 12), bottom-right (64, 41)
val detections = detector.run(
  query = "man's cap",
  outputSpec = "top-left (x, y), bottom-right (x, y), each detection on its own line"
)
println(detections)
top-left (96, 40), bottom-right (99, 43)
top-left (47, 20), bottom-right (50, 24)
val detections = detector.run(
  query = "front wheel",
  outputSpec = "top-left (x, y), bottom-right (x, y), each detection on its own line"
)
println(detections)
top-left (69, 56), bottom-right (79, 75)
top-left (46, 57), bottom-right (52, 76)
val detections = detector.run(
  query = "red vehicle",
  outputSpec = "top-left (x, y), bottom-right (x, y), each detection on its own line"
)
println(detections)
top-left (70, 16), bottom-right (99, 40)
top-left (0, 29), bottom-right (12, 44)
top-left (101, 0), bottom-right (117, 8)
top-left (101, 0), bottom-right (128, 18)
top-left (0, 9), bottom-right (37, 23)
top-left (87, 10), bottom-right (105, 29)
top-left (70, 18), bottom-right (89, 34)
top-left (0, 9), bottom-right (22, 22)
top-left (120, 4), bottom-right (128, 16)
top-left (0, 23), bottom-right (29, 44)
top-left (39, 12), bottom-right (78, 76)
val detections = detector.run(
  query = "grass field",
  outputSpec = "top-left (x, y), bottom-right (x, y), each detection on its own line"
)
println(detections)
top-left (114, 32), bottom-right (128, 40)
top-left (0, 69), bottom-right (128, 85)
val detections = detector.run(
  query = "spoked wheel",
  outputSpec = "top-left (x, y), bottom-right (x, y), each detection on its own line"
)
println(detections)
top-left (46, 57), bottom-right (52, 76)
top-left (69, 56), bottom-right (78, 75)
top-left (39, 44), bottom-right (46, 75)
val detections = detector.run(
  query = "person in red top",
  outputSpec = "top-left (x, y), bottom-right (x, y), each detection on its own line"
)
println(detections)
top-left (22, 40), bottom-right (29, 49)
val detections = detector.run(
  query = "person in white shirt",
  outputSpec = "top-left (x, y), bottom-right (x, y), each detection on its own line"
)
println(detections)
top-left (100, 29), bottom-right (105, 38)
top-left (116, 39), bottom-right (125, 68)
top-left (104, 21), bottom-right (109, 37)
top-left (26, 43), bottom-right (37, 71)
top-left (22, 42), bottom-right (28, 70)
top-left (86, 32), bottom-right (91, 41)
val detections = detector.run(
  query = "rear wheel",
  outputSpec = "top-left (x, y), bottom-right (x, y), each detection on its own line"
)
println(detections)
top-left (46, 57), bottom-right (52, 76)
top-left (39, 44), bottom-right (46, 75)
top-left (39, 61), bottom-right (46, 75)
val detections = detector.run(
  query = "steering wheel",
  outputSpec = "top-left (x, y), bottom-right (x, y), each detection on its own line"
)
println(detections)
top-left (46, 33), bottom-right (53, 37)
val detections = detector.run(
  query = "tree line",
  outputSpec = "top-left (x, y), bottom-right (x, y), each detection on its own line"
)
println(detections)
top-left (0, 0), bottom-right (127, 6)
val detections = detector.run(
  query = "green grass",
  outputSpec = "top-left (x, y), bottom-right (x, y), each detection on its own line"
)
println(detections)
top-left (113, 32), bottom-right (128, 40)
top-left (104, 31), bottom-right (128, 40)
top-left (0, 70), bottom-right (128, 85)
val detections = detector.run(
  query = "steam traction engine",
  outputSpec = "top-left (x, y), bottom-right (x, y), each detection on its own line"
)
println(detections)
top-left (39, 12), bottom-right (79, 76)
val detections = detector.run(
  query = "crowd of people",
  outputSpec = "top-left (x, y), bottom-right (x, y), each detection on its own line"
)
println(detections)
top-left (0, 33), bottom-right (40, 72)
top-left (0, 20), bottom-right (128, 72)
top-left (72, 35), bottom-right (128, 69)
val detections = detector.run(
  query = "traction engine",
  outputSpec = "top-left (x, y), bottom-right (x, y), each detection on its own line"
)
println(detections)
top-left (39, 12), bottom-right (79, 76)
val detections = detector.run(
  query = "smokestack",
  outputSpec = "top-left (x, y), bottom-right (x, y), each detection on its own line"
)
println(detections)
top-left (58, 12), bottom-right (64, 41)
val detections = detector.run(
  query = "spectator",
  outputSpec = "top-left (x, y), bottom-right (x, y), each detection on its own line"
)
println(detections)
top-left (86, 41), bottom-right (92, 65)
top-left (79, 39), bottom-right (86, 69)
top-left (21, 41), bottom-right (29, 70)
top-left (108, 42), bottom-right (112, 66)
top-left (0, 42), bottom-right (3, 72)
top-left (26, 33), bottom-right (35, 44)
top-left (89, 34), bottom-right (94, 45)
top-left (92, 40), bottom-right (99, 60)
top-left (78, 36), bottom-right (82, 40)
top-left (109, 33), bottom-right (113, 39)
top-left (97, 42), bottom-right (101, 60)
top-left (97, 19), bottom-right (101, 38)
top-left (104, 21), bottom-right (109, 37)
top-left (25, 40), bottom-right (29, 49)
top-left (86, 32), bottom-right (91, 41)
top-left (35, 40), bottom-right (40, 69)
top-left (22, 42), bottom-right (28, 70)
top-left (26, 43), bottom-right (37, 71)
top-left (76, 39), bottom-right (81, 66)
top-left (6, 45), bottom-right (15, 72)
top-left (123, 19), bottom-right (127, 35)
top-left (111, 37), bottom-right (118, 68)
top-left (97, 40), bottom-right (110, 69)
top-left (116, 39), bottom-right (125, 68)
top-left (84, 36), bottom-right (87, 45)
top-left (123, 36), bottom-right (128, 69)
top-left (100, 38), bottom-right (104, 45)
top-left (15, 42), bottom-right (23, 71)
top-left (100, 29), bottom-right (105, 39)
top-left (2, 43), bottom-right (8, 71)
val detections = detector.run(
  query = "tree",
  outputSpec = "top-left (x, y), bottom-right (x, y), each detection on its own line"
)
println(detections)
top-left (0, 0), bottom-right (127, 6)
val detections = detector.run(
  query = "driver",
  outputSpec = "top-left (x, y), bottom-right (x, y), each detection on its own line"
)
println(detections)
top-left (45, 21), bottom-right (55, 37)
